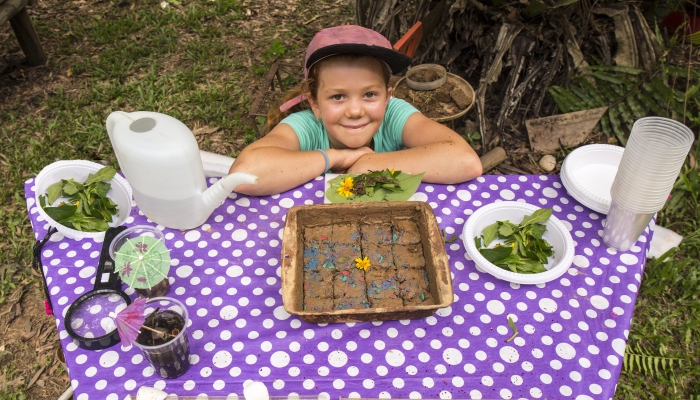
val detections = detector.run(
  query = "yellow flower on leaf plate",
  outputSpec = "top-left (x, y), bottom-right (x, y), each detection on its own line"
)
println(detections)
top-left (355, 256), bottom-right (371, 271)
top-left (337, 176), bottom-right (354, 198)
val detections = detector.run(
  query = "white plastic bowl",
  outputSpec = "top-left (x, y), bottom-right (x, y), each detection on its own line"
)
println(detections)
top-left (463, 202), bottom-right (575, 285)
top-left (34, 160), bottom-right (133, 240)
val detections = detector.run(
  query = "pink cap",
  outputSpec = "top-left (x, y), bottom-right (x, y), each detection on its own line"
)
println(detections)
top-left (280, 25), bottom-right (412, 112)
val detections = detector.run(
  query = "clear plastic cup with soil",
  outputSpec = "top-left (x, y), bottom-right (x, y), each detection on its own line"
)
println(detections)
top-left (133, 297), bottom-right (191, 379)
top-left (109, 225), bottom-right (172, 298)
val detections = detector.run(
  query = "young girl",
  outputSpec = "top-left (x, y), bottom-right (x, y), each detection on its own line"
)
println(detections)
top-left (229, 25), bottom-right (482, 196)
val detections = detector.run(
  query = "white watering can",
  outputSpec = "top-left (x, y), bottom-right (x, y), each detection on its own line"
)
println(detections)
top-left (107, 111), bottom-right (258, 230)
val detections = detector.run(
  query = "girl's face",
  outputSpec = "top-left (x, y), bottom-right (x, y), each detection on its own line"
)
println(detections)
top-left (309, 56), bottom-right (392, 150)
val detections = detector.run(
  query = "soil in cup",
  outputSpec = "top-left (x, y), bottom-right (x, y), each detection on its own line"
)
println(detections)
top-left (410, 69), bottom-right (442, 83)
top-left (394, 80), bottom-right (471, 119)
top-left (135, 278), bottom-right (170, 298)
top-left (135, 308), bottom-right (190, 378)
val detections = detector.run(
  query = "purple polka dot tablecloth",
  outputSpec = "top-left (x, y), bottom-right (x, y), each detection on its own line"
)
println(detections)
top-left (24, 174), bottom-right (653, 400)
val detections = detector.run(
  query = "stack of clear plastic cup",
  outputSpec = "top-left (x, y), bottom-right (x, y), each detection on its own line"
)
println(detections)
top-left (603, 117), bottom-right (694, 251)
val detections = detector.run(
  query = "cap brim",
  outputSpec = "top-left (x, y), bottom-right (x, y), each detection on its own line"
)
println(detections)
top-left (306, 44), bottom-right (413, 75)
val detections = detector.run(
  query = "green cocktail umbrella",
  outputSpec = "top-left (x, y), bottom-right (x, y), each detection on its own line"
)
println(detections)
top-left (114, 235), bottom-right (171, 290)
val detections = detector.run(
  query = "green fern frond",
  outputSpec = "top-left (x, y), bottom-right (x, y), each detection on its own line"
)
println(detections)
top-left (664, 65), bottom-right (700, 80)
top-left (574, 77), bottom-right (608, 106)
top-left (623, 343), bottom-right (686, 380)
top-left (547, 62), bottom-right (700, 141)
top-left (569, 86), bottom-right (599, 109)
top-left (588, 65), bottom-right (644, 75)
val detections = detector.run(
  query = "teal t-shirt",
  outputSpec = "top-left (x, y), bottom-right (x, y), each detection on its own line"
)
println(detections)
top-left (280, 98), bottom-right (419, 152)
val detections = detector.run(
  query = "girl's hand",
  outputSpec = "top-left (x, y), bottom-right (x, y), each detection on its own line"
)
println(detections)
top-left (328, 147), bottom-right (374, 173)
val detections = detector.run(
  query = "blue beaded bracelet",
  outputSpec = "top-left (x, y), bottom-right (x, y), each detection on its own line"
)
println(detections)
top-left (315, 149), bottom-right (329, 175)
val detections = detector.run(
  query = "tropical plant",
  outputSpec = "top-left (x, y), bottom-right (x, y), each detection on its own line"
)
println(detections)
top-left (547, 25), bottom-right (700, 144)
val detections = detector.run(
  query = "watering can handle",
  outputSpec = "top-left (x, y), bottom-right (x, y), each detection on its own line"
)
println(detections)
top-left (106, 111), bottom-right (130, 137)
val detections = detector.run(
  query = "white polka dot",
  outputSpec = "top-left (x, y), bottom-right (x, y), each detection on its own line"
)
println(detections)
top-left (556, 343), bottom-right (576, 360)
top-left (539, 298), bottom-right (557, 313)
top-left (176, 265), bottom-right (193, 278)
top-left (620, 254), bottom-right (638, 265)
top-left (185, 230), bottom-right (201, 242)
top-left (486, 300), bottom-right (505, 315)
top-left (543, 187), bottom-right (557, 198)
top-left (540, 373), bottom-right (552, 384)
top-left (500, 190), bottom-right (515, 200)
top-left (442, 348), bottom-right (462, 365)
top-left (328, 350), bottom-right (348, 367)
top-left (99, 351), bottom-right (119, 368)
top-left (590, 295), bottom-right (610, 310)
top-left (213, 351), bottom-right (232, 368)
top-left (220, 305), bottom-right (238, 320)
top-left (499, 346), bottom-right (519, 363)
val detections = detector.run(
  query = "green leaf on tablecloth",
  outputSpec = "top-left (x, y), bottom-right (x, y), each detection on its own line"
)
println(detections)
top-left (326, 170), bottom-right (424, 203)
top-left (385, 172), bottom-right (424, 201)
top-left (506, 316), bottom-right (519, 342)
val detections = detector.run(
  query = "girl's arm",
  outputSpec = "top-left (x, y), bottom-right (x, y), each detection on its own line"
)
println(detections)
top-left (345, 112), bottom-right (483, 183)
top-left (228, 124), bottom-right (372, 196)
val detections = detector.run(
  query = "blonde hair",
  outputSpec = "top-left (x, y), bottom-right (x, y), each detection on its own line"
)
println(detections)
top-left (267, 54), bottom-right (391, 129)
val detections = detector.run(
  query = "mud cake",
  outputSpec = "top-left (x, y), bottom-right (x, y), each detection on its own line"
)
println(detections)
top-left (304, 269), bottom-right (334, 311)
top-left (283, 202), bottom-right (452, 323)
top-left (303, 242), bottom-right (335, 272)
top-left (334, 269), bottom-right (370, 309)
top-left (301, 219), bottom-right (433, 312)
top-left (393, 243), bottom-right (426, 269)
top-left (360, 221), bottom-right (393, 244)
top-left (363, 243), bottom-right (394, 269)
top-left (365, 267), bottom-right (402, 308)
top-left (332, 222), bottom-right (361, 244)
top-left (397, 268), bottom-right (431, 306)
top-left (392, 219), bottom-right (421, 245)
top-left (304, 225), bottom-right (332, 245)
top-left (333, 243), bottom-right (362, 271)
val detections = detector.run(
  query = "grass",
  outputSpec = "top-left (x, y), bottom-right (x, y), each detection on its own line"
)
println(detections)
top-left (0, 0), bottom-right (698, 398)
top-left (0, 0), bottom-right (353, 398)
top-left (616, 152), bottom-right (700, 398)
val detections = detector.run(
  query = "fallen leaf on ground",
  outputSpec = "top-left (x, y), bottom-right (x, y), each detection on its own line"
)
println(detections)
top-left (26, 364), bottom-right (46, 390)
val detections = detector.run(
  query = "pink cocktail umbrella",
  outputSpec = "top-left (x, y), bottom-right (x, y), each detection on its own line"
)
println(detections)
top-left (111, 297), bottom-right (170, 347)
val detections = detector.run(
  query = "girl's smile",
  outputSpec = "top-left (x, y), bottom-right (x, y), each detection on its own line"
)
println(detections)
top-left (309, 56), bottom-right (391, 150)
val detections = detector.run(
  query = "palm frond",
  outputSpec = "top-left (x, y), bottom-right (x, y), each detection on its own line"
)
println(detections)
top-left (547, 63), bottom-right (700, 143)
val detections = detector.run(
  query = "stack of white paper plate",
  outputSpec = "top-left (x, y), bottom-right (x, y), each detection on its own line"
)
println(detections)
top-left (560, 144), bottom-right (625, 214)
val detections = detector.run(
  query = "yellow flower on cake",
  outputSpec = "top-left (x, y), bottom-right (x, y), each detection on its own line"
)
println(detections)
top-left (355, 256), bottom-right (371, 271)
top-left (337, 176), bottom-right (354, 198)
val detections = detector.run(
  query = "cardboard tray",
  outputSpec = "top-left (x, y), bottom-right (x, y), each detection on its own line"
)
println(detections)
top-left (281, 202), bottom-right (453, 323)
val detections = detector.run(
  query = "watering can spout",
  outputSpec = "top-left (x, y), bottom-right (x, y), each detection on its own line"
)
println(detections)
top-left (201, 172), bottom-right (258, 211)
